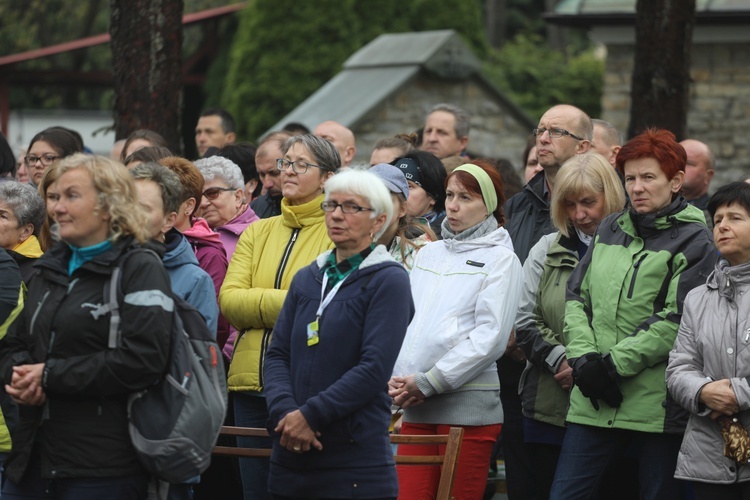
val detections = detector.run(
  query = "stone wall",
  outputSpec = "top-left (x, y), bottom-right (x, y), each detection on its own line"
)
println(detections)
top-left (351, 72), bottom-right (533, 171)
top-left (600, 40), bottom-right (750, 190)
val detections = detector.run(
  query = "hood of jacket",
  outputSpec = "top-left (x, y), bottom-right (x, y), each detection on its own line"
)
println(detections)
top-left (183, 218), bottom-right (225, 251)
top-left (443, 225), bottom-right (515, 254)
top-left (623, 195), bottom-right (705, 239)
top-left (162, 229), bottom-right (199, 270)
top-left (280, 194), bottom-right (327, 229)
top-left (219, 205), bottom-right (260, 237)
top-left (314, 243), bottom-right (397, 273)
top-left (707, 258), bottom-right (750, 302)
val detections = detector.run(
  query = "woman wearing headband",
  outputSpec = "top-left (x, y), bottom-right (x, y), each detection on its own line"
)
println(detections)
top-left (389, 160), bottom-right (524, 499)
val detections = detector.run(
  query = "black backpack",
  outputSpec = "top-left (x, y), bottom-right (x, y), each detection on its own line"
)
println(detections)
top-left (104, 248), bottom-right (228, 484)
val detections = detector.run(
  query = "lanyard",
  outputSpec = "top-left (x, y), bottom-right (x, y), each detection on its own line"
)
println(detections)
top-left (316, 272), bottom-right (347, 319)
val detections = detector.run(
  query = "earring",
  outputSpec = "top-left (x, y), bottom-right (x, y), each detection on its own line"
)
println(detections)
top-left (184, 211), bottom-right (190, 216)
top-left (369, 232), bottom-right (374, 241)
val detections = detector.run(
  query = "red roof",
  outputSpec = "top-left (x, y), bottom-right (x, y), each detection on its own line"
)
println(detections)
top-left (0, 3), bottom-right (245, 68)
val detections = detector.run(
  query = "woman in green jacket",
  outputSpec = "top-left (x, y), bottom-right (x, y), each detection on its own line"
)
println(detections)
top-left (516, 152), bottom-right (625, 498)
top-left (219, 134), bottom-right (337, 500)
top-left (550, 129), bottom-right (716, 500)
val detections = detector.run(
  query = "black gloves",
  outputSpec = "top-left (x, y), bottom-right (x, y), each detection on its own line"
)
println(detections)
top-left (572, 352), bottom-right (622, 410)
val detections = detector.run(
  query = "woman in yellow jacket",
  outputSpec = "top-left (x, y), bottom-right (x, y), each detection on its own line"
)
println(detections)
top-left (219, 134), bottom-right (338, 500)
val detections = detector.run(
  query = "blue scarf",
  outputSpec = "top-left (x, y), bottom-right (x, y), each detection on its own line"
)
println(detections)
top-left (68, 239), bottom-right (113, 275)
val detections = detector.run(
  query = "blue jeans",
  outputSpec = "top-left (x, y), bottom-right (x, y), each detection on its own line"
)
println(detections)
top-left (550, 423), bottom-right (686, 500)
top-left (234, 392), bottom-right (272, 500)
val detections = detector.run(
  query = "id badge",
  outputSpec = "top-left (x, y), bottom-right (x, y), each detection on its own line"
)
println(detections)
top-left (307, 319), bottom-right (319, 346)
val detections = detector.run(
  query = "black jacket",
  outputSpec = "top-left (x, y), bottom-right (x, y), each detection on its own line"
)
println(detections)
top-left (0, 237), bottom-right (172, 482)
top-left (503, 171), bottom-right (555, 265)
top-left (250, 192), bottom-right (282, 219)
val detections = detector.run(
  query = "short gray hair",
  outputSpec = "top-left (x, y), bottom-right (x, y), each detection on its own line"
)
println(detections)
top-left (130, 162), bottom-right (185, 215)
top-left (427, 103), bottom-right (471, 139)
top-left (282, 134), bottom-right (340, 172)
top-left (194, 156), bottom-right (244, 190)
top-left (0, 180), bottom-right (46, 236)
top-left (592, 119), bottom-right (623, 147)
top-left (324, 170), bottom-right (394, 241)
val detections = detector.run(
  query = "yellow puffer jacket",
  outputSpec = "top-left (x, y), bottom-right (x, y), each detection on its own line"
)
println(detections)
top-left (220, 194), bottom-right (333, 392)
top-left (0, 284), bottom-right (25, 454)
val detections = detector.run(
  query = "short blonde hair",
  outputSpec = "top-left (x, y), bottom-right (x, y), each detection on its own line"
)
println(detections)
top-left (551, 152), bottom-right (626, 237)
top-left (55, 153), bottom-right (151, 243)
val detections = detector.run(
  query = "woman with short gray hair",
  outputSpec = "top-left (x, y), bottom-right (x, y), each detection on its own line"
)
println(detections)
top-left (0, 181), bottom-right (46, 282)
top-left (195, 155), bottom-right (259, 259)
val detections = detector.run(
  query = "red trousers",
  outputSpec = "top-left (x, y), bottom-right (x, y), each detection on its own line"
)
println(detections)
top-left (396, 422), bottom-right (502, 500)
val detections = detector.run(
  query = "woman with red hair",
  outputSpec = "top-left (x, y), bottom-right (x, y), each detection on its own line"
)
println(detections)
top-left (550, 129), bottom-right (716, 499)
top-left (389, 160), bottom-right (524, 499)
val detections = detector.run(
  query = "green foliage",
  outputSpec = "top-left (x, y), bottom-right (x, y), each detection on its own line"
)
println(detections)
top-left (222, 0), bottom-right (490, 140)
top-left (483, 33), bottom-right (604, 120)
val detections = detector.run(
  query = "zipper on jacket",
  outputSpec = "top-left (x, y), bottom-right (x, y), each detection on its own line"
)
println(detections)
top-left (627, 254), bottom-right (648, 299)
top-left (274, 229), bottom-right (300, 289)
top-left (258, 328), bottom-right (272, 390)
top-left (29, 290), bottom-right (51, 336)
top-left (259, 228), bottom-right (301, 390)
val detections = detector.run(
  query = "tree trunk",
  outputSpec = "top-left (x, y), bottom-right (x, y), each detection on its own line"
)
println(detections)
top-left (627, 0), bottom-right (696, 140)
top-left (110, 0), bottom-right (184, 153)
top-left (485, 0), bottom-right (507, 49)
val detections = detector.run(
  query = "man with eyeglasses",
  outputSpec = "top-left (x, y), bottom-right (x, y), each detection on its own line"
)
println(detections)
top-left (250, 131), bottom-right (292, 219)
top-left (499, 104), bottom-right (592, 500)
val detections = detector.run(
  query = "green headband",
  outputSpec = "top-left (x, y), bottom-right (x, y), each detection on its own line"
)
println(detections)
top-left (454, 163), bottom-right (497, 214)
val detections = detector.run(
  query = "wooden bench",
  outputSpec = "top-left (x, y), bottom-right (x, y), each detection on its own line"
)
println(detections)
top-left (214, 425), bottom-right (465, 500)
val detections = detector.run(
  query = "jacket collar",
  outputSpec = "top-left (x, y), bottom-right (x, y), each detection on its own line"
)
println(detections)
top-left (707, 258), bottom-right (750, 301)
top-left (281, 193), bottom-right (327, 229)
top-left (219, 205), bottom-right (260, 236)
top-left (315, 244), bottom-right (396, 274)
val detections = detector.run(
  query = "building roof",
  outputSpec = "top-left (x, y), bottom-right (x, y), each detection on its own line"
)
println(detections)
top-left (548, 0), bottom-right (750, 26)
top-left (267, 30), bottom-right (532, 133)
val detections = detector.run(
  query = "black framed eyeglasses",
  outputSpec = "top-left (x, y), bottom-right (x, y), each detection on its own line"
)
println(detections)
top-left (533, 127), bottom-right (584, 141)
top-left (276, 158), bottom-right (323, 174)
top-left (202, 187), bottom-right (235, 200)
top-left (320, 201), bottom-right (375, 214)
top-left (25, 154), bottom-right (59, 167)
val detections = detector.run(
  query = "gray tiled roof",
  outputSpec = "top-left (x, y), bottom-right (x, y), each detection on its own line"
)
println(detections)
top-left (266, 30), bottom-right (487, 132)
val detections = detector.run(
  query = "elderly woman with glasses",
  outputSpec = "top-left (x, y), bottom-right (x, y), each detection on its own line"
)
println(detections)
top-left (25, 127), bottom-right (83, 187)
top-left (0, 181), bottom-right (46, 283)
top-left (219, 134), bottom-right (339, 499)
top-left (264, 169), bottom-right (414, 499)
top-left (194, 156), bottom-right (259, 259)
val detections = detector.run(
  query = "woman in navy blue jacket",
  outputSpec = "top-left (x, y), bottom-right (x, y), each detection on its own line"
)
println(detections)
top-left (264, 169), bottom-right (414, 499)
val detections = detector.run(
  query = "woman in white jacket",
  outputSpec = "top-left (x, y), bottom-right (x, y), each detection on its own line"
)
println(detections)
top-left (667, 181), bottom-right (750, 500)
top-left (389, 160), bottom-right (523, 500)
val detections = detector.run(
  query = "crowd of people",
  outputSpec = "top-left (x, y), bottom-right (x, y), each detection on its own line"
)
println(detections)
top-left (0, 100), bottom-right (747, 500)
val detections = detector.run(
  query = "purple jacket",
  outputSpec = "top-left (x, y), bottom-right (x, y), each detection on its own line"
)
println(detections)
top-left (184, 219), bottom-right (231, 349)
top-left (217, 205), bottom-right (259, 260)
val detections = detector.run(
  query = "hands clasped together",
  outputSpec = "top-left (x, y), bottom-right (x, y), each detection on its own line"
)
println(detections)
top-left (700, 379), bottom-right (740, 420)
top-left (5, 363), bottom-right (46, 406)
top-left (275, 409), bottom-right (322, 454)
top-left (572, 353), bottom-right (622, 410)
top-left (388, 375), bottom-right (426, 410)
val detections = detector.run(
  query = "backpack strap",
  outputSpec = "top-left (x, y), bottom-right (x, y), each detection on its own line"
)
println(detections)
top-left (103, 247), bottom-right (162, 349)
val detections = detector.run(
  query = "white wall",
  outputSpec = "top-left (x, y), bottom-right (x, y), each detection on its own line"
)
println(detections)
top-left (6, 109), bottom-right (115, 157)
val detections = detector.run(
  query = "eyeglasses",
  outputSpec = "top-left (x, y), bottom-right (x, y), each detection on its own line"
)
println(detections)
top-left (25, 154), bottom-right (60, 167)
top-left (202, 187), bottom-right (235, 200)
top-left (533, 127), bottom-right (585, 141)
top-left (320, 201), bottom-right (375, 214)
top-left (276, 158), bottom-right (324, 174)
